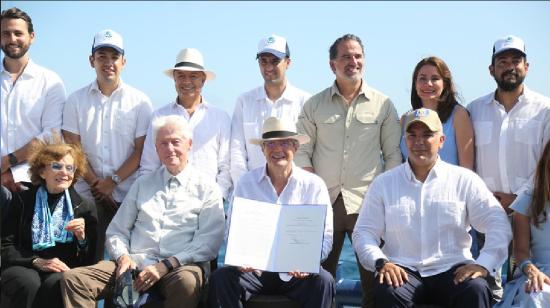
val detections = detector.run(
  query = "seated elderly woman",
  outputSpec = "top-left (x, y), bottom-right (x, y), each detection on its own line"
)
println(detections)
top-left (0, 138), bottom-right (97, 308)
top-left (497, 140), bottom-right (550, 308)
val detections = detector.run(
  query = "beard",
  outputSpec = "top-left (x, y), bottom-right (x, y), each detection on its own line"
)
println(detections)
top-left (494, 71), bottom-right (525, 92)
top-left (1, 42), bottom-right (30, 59)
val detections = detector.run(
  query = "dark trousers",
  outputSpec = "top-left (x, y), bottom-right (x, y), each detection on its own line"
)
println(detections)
top-left (374, 264), bottom-right (492, 308)
top-left (95, 199), bottom-right (121, 261)
top-left (321, 194), bottom-right (375, 308)
top-left (1, 266), bottom-right (63, 308)
top-left (208, 266), bottom-right (335, 308)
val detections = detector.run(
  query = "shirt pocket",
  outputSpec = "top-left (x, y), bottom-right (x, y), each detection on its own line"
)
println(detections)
top-left (355, 113), bottom-right (380, 141)
top-left (514, 119), bottom-right (541, 145)
top-left (472, 121), bottom-right (492, 145)
top-left (434, 200), bottom-right (465, 228)
top-left (114, 112), bottom-right (137, 138)
top-left (386, 203), bottom-right (412, 233)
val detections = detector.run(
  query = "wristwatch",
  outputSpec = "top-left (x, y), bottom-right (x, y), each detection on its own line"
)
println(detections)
top-left (8, 152), bottom-right (18, 167)
top-left (162, 258), bottom-right (174, 272)
top-left (375, 258), bottom-right (389, 272)
top-left (111, 174), bottom-right (122, 185)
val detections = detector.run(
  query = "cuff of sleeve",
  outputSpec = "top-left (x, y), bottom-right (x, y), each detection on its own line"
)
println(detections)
top-left (366, 249), bottom-right (388, 272)
top-left (174, 252), bottom-right (192, 266)
top-left (475, 252), bottom-right (500, 277)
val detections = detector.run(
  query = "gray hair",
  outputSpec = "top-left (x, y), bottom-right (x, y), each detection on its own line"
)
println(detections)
top-left (329, 34), bottom-right (364, 60)
top-left (151, 115), bottom-right (193, 144)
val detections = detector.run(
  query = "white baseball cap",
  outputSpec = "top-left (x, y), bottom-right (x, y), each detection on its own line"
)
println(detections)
top-left (92, 29), bottom-right (124, 55)
top-left (256, 34), bottom-right (290, 59)
top-left (493, 35), bottom-right (526, 57)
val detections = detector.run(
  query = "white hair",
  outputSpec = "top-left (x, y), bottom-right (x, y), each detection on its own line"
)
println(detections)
top-left (151, 115), bottom-right (193, 144)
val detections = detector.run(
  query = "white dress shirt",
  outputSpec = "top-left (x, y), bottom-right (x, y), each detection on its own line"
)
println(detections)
top-left (62, 80), bottom-right (153, 202)
top-left (352, 158), bottom-right (512, 277)
top-left (106, 165), bottom-right (225, 272)
top-left (230, 83), bottom-right (310, 185)
top-left (467, 87), bottom-right (550, 194)
top-left (229, 163), bottom-right (333, 263)
top-left (139, 100), bottom-right (232, 199)
top-left (1, 59), bottom-right (66, 178)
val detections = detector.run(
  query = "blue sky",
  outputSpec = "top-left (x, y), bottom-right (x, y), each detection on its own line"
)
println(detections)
top-left (3, 1), bottom-right (549, 116)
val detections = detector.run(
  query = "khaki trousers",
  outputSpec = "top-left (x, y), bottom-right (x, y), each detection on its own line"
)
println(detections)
top-left (61, 260), bottom-right (204, 308)
top-left (321, 194), bottom-right (375, 308)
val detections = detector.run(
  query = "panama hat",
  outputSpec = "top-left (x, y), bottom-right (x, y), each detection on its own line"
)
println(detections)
top-left (249, 117), bottom-right (310, 145)
top-left (164, 48), bottom-right (216, 80)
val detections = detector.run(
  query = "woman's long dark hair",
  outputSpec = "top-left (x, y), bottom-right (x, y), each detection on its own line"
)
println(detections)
top-left (411, 56), bottom-right (460, 123)
top-left (531, 140), bottom-right (550, 227)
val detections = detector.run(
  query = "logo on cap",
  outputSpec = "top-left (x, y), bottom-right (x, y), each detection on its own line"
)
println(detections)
top-left (104, 31), bottom-right (113, 38)
top-left (414, 109), bottom-right (430, 118)
top-left (267, 36), bottom-right (275, 44)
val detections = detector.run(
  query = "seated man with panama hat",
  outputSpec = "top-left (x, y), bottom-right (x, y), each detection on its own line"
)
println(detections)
top-left (208, 116), bottom-right (335, 308)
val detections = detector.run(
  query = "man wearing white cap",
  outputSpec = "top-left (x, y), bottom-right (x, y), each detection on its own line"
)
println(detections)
top-left (295, 33), bottom-right (402, 308)
top-left (230, 34), bottom-right (311, 187)
top-left (209, 116), bottom-right (334, 308)
top-left (62, 29), bottom-right (153, 260)
top-left (1, 7), bottom-right (66, 192)
top-left (468, 36), bottom-right (550, 213)
top-left (139, 48), bottom-right (232, 200)
top-left (353, 108), bottom-right (511, 308)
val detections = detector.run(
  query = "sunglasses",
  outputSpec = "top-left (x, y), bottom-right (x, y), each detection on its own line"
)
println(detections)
top-left (50, 162), bottom-right (76, 174)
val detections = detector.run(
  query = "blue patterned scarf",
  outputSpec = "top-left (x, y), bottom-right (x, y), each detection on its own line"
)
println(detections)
top-left (31, 186), bottom-right (74, 251)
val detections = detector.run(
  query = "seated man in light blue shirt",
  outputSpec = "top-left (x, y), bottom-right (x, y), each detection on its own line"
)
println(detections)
top-left (352, 108), bottom-right (512, 308)
top-left (60, 115), bottom-right (225, 308)
top-left (209, 117), bottom-right (334, 308)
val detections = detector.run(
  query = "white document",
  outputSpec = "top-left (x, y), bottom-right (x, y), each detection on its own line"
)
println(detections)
top-left (11, 163), bottom-right (30, 183)
top-left (224, 197), bottom-right (327, 274)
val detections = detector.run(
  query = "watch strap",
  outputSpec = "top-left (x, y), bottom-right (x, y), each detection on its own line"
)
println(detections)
top-left (8, 152), bottom-right (18, 166)
top-left (162, 258), bottom-right (174, 272)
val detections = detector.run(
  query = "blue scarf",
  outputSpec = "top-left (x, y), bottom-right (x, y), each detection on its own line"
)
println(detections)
top-left (31, 186), bottom-right (74, 251)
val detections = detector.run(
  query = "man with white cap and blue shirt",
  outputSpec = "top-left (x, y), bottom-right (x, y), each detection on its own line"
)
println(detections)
top-left (468, 36), bottom-right (550, 213)
top-left (230, 34), bottom-right (311, 187)
top-left (62, 29), bottom-right (153, 260)
top-left (139, 48), bottom-right (232, 200)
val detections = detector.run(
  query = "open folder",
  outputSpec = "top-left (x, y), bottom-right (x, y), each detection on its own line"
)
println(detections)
top-left (224, 197), bottom-right (327, 274)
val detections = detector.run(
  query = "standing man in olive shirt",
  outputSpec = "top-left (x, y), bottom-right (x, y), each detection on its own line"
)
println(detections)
top-left (295, 33), bottom-right (402, 308)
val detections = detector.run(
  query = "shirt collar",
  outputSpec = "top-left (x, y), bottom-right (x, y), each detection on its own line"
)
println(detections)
top-left (171, 97), bottom-right (209, 110)
top-left (258, 82), bottom-right (295, 104)
top-left (329, 80), bottom-right (368, 100)
top-left (404, 156), bottom-right (443, 182)
top-left (88, 78), bottom-right (125, 95)
top-left (162, 163), bottom-right (192, 187)
top-left (488, 85), bottom-right (530, 105)
top-left (256, 162), bottom-right (297, 185)
top-left (1, 58), bottom-right (39, 78)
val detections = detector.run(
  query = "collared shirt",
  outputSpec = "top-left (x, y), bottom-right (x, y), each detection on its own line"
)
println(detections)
top-left (106, 165), bottom-right (225, 270)
top-left (62, 80), bottom-right (153, 202)
top-left (1, 59), bottom-right (66, 177)
top-left (139, 100), bottom-right (232, 199)
top-left (295, 81), bottom-right (402, 214)
top-left (467, 87), bottom-right (550, 195)
top-left (230, 83), bottom-right (310, 185)
top-left (230, 163), bottom-right (333, 262)
top-left (352, 158), bottom-right (512, 277)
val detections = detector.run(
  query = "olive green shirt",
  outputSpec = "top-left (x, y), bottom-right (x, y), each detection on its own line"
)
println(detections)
top-left (295, 82), bottom-right (402, 214)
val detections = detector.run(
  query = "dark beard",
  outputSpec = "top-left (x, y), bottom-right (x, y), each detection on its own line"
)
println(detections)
top-left (1, 44), bottom-right (30, 59)
top-left (494, 73), bottom-right (525, 92)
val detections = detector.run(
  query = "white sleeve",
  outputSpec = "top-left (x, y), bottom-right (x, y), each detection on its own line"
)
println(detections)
top-left (230, 96), bottom-right (248, 185)
top-left (215, 111), bottom-right (233, 199)
top-left (352, 178), bottom-right (388, 271)
top-left (139, 118), bottom-right (161, 176)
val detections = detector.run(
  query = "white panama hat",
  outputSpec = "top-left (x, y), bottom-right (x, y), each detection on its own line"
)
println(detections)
top-left (164, 48), bottom-right (216, 80)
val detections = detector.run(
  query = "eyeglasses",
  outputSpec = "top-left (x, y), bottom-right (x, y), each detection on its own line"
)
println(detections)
top-left (262, 140), bottom-right (296, 150)
top-left (50, 162), bottom-right (76, 174)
